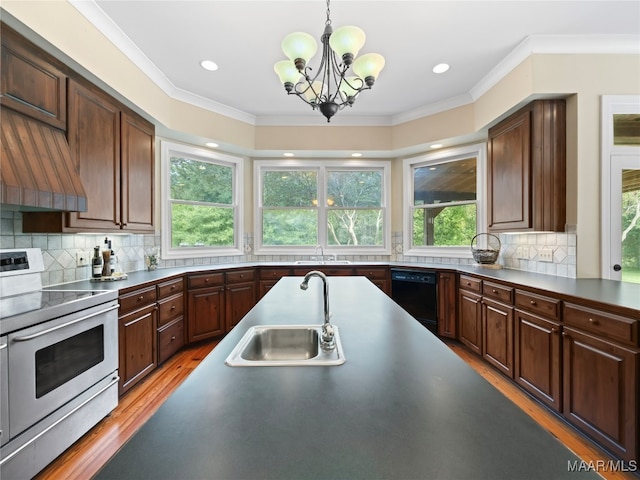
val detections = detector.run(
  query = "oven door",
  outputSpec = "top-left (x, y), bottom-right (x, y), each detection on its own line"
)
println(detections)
top-left (7, 300), bottom-right (118, 438)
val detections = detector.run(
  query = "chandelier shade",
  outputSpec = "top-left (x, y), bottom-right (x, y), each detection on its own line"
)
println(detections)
top-left (281, 32), bottom-right (318, 70)
top-left (329, 26), bottom-right (366, 63)
top-left (273, 0), bottom-right (384, 122)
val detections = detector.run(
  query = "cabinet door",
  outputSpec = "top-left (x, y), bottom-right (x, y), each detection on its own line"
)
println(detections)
top-left (1, 27), bottom-right (67, 129)
top-left (437, 272), bottom-right (456, 338)
top-left (514, 309), bottom-right (561, 411)
top-left (487, 108), bottom-right (531, 231)
top-left (459, 289), bottom-right (482, 355)
top-left (482, 298), bottom-right (514, 378)
top-left (225, 282), bottom-right (257, 332)
top-left (121, 112), bottom-right (154, 232)
top-left (119, 304), bottom-right (157, 395)
top-left (188, 287), bottom-right (225, 342)
top-left (67, 79), bottom-right (121, 230)
top-left (563, 327), bottom-right (638, 462)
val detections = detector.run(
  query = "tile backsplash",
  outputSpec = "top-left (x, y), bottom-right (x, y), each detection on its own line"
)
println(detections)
top-left (1, 210), bottom-right (577, 287)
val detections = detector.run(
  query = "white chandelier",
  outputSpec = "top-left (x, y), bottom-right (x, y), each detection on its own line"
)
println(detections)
top-left (273, 0), bottom-right (385, 122)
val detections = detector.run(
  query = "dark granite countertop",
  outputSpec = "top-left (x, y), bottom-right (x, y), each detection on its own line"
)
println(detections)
top-left (96, 277), bottom-right (599, 480)
top-left (49, 261), bottom-right (640, 315)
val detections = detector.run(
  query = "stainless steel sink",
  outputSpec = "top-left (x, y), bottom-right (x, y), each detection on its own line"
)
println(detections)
top-left (293, 260), bottom-right (351, 265)
top-left (225, 325), bottom-right (346, 366)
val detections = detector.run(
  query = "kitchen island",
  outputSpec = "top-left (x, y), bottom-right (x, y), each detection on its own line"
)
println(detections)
top-left (96, 276), bottom-right (598, 479)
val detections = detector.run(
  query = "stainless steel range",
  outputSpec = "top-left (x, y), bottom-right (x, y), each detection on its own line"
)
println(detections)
top-left (0, 248), bottom-right (119, 479)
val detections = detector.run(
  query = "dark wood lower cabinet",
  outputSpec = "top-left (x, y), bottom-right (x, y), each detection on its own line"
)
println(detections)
top-left (119, 304), bottom-right (157, 395)
top-left (562, 326), bottom-right (638, 462)
top-left (514, 309), bottom-right (561, 412)
top-left (187, 286), bottom-right (225, 342)
top-left (225, 282), bottom-right (256, 332)
top-left (482, 298), bottom-right (514, 378)
top-left (459, 289), bottom-right (482, 355)
top-left (437, 272), bottom-right (456, 338)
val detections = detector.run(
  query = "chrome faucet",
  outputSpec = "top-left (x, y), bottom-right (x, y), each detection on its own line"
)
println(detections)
top-left (300, 270), bottom-right (335, 350)
top-left (313, 245), bottom-right (324, 263)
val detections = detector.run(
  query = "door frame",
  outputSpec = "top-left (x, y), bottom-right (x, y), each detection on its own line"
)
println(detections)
top-left (600, 95), bottom-right (640, 280)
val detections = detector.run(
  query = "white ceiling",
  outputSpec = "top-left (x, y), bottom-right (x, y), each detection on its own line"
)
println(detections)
top-left (72, 0), bottom-right (639, 128)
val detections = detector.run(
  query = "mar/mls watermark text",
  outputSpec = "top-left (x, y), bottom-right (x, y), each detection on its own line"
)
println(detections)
top-left (568, 459), bottom-right (637, 473)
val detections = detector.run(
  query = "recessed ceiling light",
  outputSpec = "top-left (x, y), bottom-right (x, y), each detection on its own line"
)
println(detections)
top-left (432, 63), bottom-right (449, 74)
top-left (283, 152), bottom-right (295, 157)
top-left (351, 152), bottom-right (362, 157)
top-left (200, 60), bottom-right (218, 71)
top-left (430, 143), bottom-right (443, 149)
top-left (205, 142), bottom-right (219, 148)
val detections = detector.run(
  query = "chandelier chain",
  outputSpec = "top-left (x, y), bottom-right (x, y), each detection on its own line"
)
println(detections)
top-left (325, 0), bottom-right (331, 25)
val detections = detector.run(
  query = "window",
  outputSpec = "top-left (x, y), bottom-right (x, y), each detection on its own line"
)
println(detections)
top-left (161, 141), bottom-right (243, 259)
top-left (404, 143), bottom-right (486, 257)
top-left (255, 160), bottom-right (391, 254)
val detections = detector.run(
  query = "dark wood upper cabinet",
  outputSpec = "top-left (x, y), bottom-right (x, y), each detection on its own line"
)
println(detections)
top-left (1, 26), bottom-right (67, 130)
top-left (488, 99), bottom-right (566, 232)
top-left (22, 80), bottom-right (155, 233)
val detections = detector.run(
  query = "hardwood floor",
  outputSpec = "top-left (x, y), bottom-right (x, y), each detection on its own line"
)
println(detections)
top-left (36, 339), bottom-right (636, 480)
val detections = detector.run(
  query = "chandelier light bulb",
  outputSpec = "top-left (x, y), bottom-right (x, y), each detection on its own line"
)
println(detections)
top-left (281, 32), bottom-right (318, 71)
top-left (302, 81), bottom-right (325, 104)
top-left (329, 26), bottom-right (366, 65)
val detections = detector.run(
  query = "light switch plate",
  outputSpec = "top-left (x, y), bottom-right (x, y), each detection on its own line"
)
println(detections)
top-left (539, 248), bottom-right (554, 262)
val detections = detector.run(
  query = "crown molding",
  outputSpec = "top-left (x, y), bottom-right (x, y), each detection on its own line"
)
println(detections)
top-left (469, 34), bottom-right (640, 101)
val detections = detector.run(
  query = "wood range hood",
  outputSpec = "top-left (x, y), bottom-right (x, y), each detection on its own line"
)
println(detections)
top-left (1, 108), bottom-right (87, 212)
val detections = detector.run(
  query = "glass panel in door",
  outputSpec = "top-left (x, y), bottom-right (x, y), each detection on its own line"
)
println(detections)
top-left (610, 155), bottom-right (640, 283)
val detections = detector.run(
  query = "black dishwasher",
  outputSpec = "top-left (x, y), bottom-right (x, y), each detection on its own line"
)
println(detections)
top-left (390, 269), bottom-right (438, 333)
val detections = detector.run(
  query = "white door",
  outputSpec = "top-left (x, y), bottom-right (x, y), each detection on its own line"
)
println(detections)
top-left (601, 96), bottom-right (640, 282)
top-left (609, 155), bottom-right (640, 283)
top-left (609, 155), bottom-right (640, 282)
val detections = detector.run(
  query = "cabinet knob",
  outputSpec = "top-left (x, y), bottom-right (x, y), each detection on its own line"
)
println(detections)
top-left (171, 305), bottom-right (176, 310)
top-left (588, 318), bottom-right (599, 325)
top-left (240, 274), bottom-right (244, 278)
top-left (171, 285), bottom-right (176, 290)
top-left (170, 335), bottom-right (176, 341)
top-left (492, 289), bottom-right (497, 293)
top-left (138, 295), bottom-right (144, 301)
top-left (551, 328), bottom-right (557, 334)
top-left (530, 300), bottom-right (536, 305)
top-left (561, 332), bottom-right (568, 337)
top-left (466, 282), bottom-right (471, 286)
top-left (205, 278), bottom-right (209, 283)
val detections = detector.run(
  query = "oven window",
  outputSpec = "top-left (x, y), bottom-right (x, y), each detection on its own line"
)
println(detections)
top-left (35, 325), bottom-right (104, 398)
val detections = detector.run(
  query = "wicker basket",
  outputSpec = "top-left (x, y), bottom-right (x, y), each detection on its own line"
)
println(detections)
top-left (471, 233), bottom-right (501, 264)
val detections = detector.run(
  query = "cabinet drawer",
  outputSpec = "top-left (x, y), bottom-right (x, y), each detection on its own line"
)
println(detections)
top-left (355, 267), bottom-right (388, 280)
top-left (157, 277), bottom-right (183, 299)
top-left (483, 281), bottom-right (513, 304)
top-left (188, 272), bottom-right (224, 289)
top-left (293, 267), bottom-right (354, 276)
top-left (158, 318), bottom-right (184, 364)
top-left (158, 293), bottom-right (184, 327)
top-left (563, 303), bottom-right (638, 346)
top-left (515, 290), bottom-right (560, 320)
top-left (119, 285), bottom-right (157, 314)
top-left (226, 269), bottom-right (255, 284)
top-left (459, 275), bottom-right (482, 293)
top-left (259, 268), bottom-right (291, 280)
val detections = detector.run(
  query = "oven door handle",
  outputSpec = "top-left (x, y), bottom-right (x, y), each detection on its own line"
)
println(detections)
top-left (0, 343), bottom-right (6, 350)
top-left (11, 304), bottom-right (119, 342)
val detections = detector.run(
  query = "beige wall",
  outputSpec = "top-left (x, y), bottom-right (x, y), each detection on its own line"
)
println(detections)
top-left (4, 1), bottom-right (640, 278)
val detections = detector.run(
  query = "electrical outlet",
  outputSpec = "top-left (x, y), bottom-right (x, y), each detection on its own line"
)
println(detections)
top-left (539, 247), bottom-right (554, 263)
top-left (76, 251), bottom-right (91, 267)
top-left (516, 246), bottom-right (529, 260)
